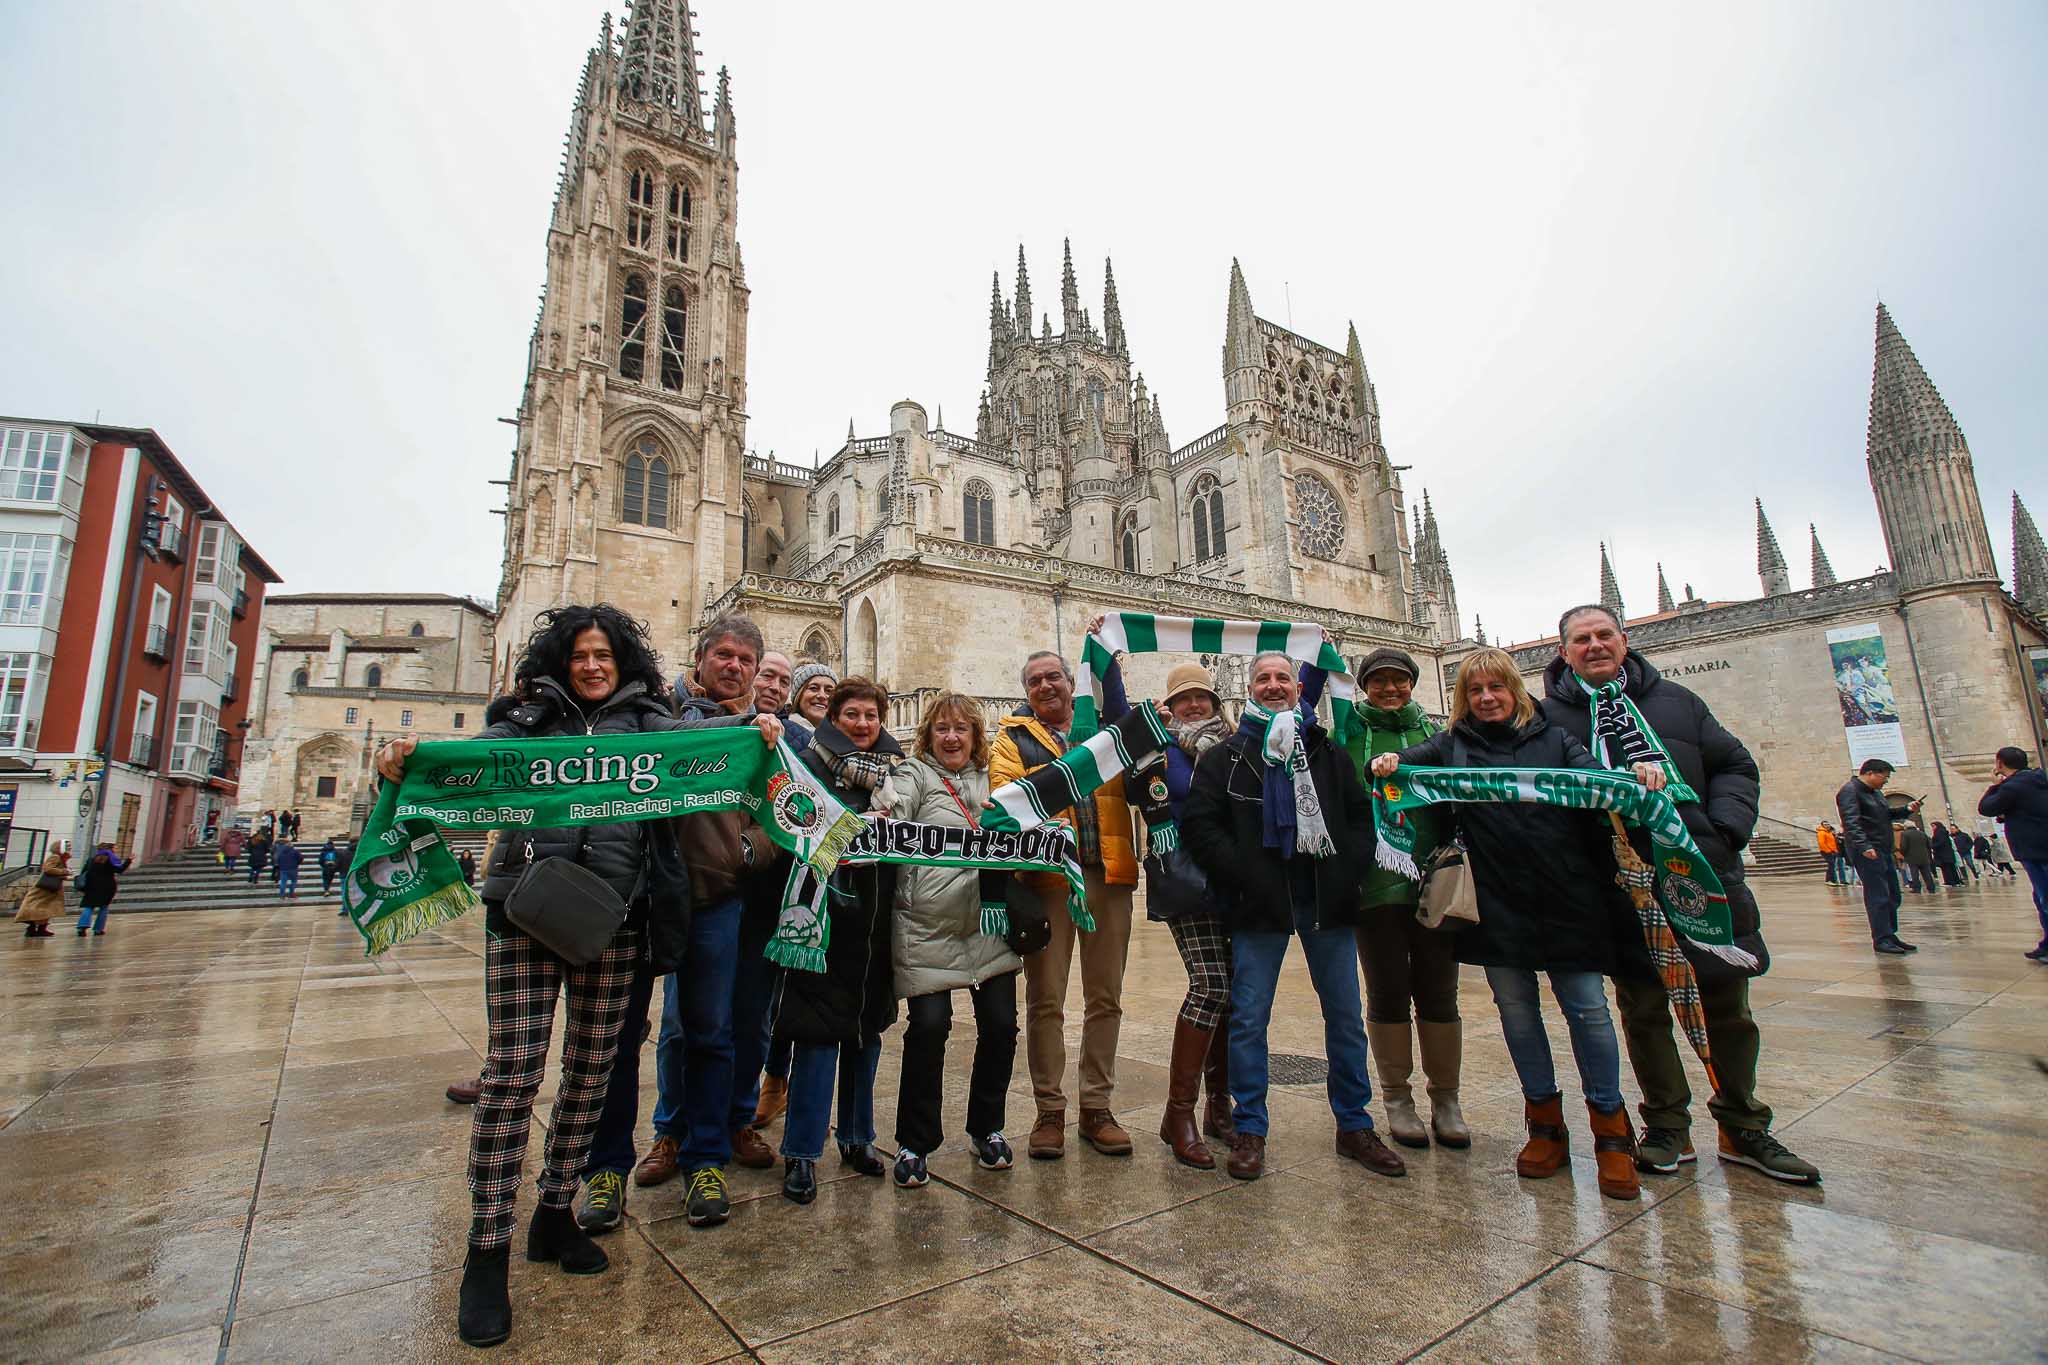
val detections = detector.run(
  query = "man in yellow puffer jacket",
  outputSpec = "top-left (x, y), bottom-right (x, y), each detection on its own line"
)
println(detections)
top-left (991, 649), bottom-right (1138, 1162)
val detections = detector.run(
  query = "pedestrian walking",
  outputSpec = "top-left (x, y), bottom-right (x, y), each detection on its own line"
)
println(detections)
top-left (275, 840), bottom-right (304, 898)
top-left (16, 845), bottom-right (69, 938)
top-left (221, 826), bottom-right (246, 874)
top-left (1900, 822), bottom-right (1936, 894)
top-left (1979, 747), bottom-right (2048, 962)
top-left (74, 844), bottom-right (128, 935)
top-left (1836, 760), bottom-right (1915, 953)
top-left (318, 838), bottom-right (342, 895)
top-left (1930, 822), bottom-right (1962, 887)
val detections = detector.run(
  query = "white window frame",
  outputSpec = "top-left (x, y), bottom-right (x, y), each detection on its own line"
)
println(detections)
top-left (194, 523), bottom-right (223, 585)
top-left (0, 652), bottom-right (50, 751)
top-left (0, 428), bottom-right (70, 504)
top-left (171, 698), bottom-right (220, 776)
top-left (0, 531), bottom-right (65, 626)
top-left (132, 691), bottom-right (159, 765)
top-left (345, 705), bottom-right (359, 724)
top-left (400, 709), bottom-right (414, 728)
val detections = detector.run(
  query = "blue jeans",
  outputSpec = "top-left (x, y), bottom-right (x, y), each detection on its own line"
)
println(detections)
top-left (278, 870), bottom-right (298, 896)
top-left (780, 1039), bottom-right (881, 1162)
top-left (1859, 854), bottom-right (1902, 942)
top-left (76, 902), bottom-right (110, 932)
top-left (726, 898), bottom-right (780, 1134)
top-left (1484, 967), bottom-right (1623, 1111)
top-left (2021, 859), bottom-right (2048, 952)
top-left (1227, 901), bottom-right (1374, 1138)
top-left (649, 896), bottom-right (741, 1171)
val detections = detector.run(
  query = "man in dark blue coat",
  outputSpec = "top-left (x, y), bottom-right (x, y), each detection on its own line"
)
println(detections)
top-left (1979, 746), bottom-right (2048, 962)
top-left (1542, 603), bottom-right (1819, 1186)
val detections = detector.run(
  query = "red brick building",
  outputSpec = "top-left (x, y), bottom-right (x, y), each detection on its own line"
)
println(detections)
top-left (1, 419), bottom-right (279, 866)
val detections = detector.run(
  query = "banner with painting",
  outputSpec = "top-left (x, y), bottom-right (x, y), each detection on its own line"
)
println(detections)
top-left (1825, 623), bottom-right (1908, 767)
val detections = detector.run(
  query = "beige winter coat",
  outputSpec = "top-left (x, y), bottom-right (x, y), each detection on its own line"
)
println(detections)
top-left (15, 852), bottom-right (68, 923)
top-left (886, 755), bottom-right (1022, 998)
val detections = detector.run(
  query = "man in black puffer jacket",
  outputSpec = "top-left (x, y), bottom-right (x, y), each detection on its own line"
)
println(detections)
top-left (1541, 604), bottom-right (1819, 1187)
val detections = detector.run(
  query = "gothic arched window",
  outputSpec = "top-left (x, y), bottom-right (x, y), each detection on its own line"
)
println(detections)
top-left (875, 481), bottom-right (890, 520)
top-left (365, 664), bottom-right (383, 689)
top-left (619, 274), bottom-right (649, 381)
top-left (826, 495), bottom-right (841, 537)
top-left (1191, 476), bottom-right (1226, 562)
top-left (665, 182), bottom-right (691, 262)
top-left (800, 628), bottom-right (829, 661)
top-left (622, 436), bottom-right (671, 529)
top-left (962, 479), bottom-right (995, 546)
top-left (659, 285), bottom-right (686, 391)
top-left (291, 667), bottom-right (309, 690)
top-left (626, 168), bottom-right (656, 250)
top-left (1120, 515), bottom-right (1140, 573)
top-left (408, 622), bottom-right (425, 637)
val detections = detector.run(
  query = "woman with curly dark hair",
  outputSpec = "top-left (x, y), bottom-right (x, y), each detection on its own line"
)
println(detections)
top-left (376, 603), bottom-right (781, 1350)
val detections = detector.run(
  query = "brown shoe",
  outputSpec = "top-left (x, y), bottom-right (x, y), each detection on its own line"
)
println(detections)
top-left (1028, 1110), bottom-right (1066, 1161)
top-left (445, 1074), bottom-right (483, 1105)
top-left (752, 1074), bottom-right (788, 1129)
top-left (731, 1125), bottom-right (774, 1170)
top-left (1335, 1127), bottom-right (1408, 1177)
top-left (633, 1134), bottom-right (682, 1188)
top-left (1159, 1019), bottom-right (1215, 1169)
top-left (1079, 1108), bottom-right (1133, 1155)
top-left (1516, 1093), bottom-right (1569, 1179)
top-left (1226, 1132), bottom-right (1266, 1181)
top-left (1202, 1023), bottom-right (1235, 1141)
top-left (1587, 1102), bottom-right (1641, 1201)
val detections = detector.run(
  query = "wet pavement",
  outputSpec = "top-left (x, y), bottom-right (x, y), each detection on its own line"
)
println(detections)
top-left (4, 874), bottom-right (2044, 1362)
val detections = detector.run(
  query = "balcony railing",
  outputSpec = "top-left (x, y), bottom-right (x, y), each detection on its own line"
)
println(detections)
top-left (129, 735), bottom-right (154, 766)
top-left (232, 588), bottom-right (249, 619)
top-left (221, 674), bottom-right (239, 703)
top-left (143, 624), bottom-right (170, 660)
top-left (158, 523), bottom-right (184, 561)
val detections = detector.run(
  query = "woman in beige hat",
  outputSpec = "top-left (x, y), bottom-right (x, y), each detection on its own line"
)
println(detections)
top-left (1136, 658), bottom-right (1239, 1168)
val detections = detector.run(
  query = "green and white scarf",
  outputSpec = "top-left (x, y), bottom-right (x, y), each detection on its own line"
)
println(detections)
top-left (1243, 697), bottom-right (1337, 858)
top-left (1370, 764), bottom-right (1755, 969)
top-left (769, 815), bottom-right (1088, 973)
top-left (343, 731), bottom-right (862, 956)
top-left (1074, 613), bottom-right (1358, 743)
top-left (1577, 673), bottom-right (1699, 804)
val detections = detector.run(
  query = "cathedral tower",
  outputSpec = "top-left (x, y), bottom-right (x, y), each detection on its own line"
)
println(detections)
top-left (494, 2), bottom-right (749, 677)
top-left (1866, 304), bottom-right (1999, 594)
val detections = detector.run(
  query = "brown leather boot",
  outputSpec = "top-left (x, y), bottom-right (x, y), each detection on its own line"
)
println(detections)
top-left (1335, 1127), bottom-right (1408, 1177)
top-left (1202, 1022), bottom-right (1235, 1141)
top-left (731, 1125), bottom-right (774, 1170)
top-left (1516, 1093), bottom-right (1569, 1179)
top-left (1226, 1132), bottom-right (1266, 1180)
top-left (633, 1134), bottom-right (682, 1187)
top-left (1587, 1102), bottom-right (1641, 1201)
top-left (752, 1074), bottom-right (788, 1129)
top-left (445, 1074), bottom-right (483, 1105)
top-left (1079, 1108), bottom-right (1133, 1155)
top-left (1158, 1019), bottom-right (1215, 1169)
top-left (1028, 1109), bottom-right (1066, 1161)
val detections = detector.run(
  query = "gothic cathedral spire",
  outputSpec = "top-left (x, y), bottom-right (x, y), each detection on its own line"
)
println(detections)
top-left (1599, 543), bottom-right (1625, 620)
top-left (618, 0), bottom-right (705, 126)
top-left (2015, 493), bottom-right (2048, 617)
top-left (1866, 304), bottom-right (1999, 591)
top-left (1656, 563), bottom-right (1675, 614)
top-left (1060, 238), bottom-right (1082, 337)
top-left (1756, 498), bottom-right (1791, 597)
top-left (1810, 524), bottom-right (1838, 588)
top-left (1102, 256), bottom-right (1127, 356)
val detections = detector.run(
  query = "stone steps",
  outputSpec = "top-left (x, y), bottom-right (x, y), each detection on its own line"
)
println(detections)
top-left (101, 832), bottom-right (492, 913)
top-left (1747, 831), bottom-right (1828, 879)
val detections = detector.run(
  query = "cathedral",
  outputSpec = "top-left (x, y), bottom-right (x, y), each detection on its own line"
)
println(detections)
top-left (489, 1), bottom-right (2044, 838)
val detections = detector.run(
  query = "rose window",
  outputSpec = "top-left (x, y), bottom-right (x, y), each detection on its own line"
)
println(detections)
top-left (1295, 471), bottom-right (1345, 559)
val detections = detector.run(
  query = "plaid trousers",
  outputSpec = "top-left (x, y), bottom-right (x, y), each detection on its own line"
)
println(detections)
top-left (468, 918), bottom-right (639, 1250)
top-left (1167, 911), bottom-right (1233, 1030)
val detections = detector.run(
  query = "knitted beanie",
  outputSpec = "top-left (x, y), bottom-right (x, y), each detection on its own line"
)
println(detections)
top-left (789, 661), bottom-right (839, 696)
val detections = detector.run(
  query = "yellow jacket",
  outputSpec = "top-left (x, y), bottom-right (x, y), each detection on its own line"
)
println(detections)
top-left (990, 710), bottom-right (1137, 888)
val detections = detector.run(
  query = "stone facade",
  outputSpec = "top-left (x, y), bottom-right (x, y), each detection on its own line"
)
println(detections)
top-left (237, 594), bottom-right (495, 836)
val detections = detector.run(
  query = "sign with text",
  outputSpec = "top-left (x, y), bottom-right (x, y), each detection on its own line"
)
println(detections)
top-left (1825, 623), bottom-right (1908, 768)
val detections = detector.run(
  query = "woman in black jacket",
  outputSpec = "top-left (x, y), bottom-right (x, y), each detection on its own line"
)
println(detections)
top-left (774, 677), bottom-right (903, 1205)
top-left (1371, 648), bottom-right (1657, 1202)
top-left (73, 844), bottom-right (127, 935)
top-left (374, 604), bottom-right (779, 1350)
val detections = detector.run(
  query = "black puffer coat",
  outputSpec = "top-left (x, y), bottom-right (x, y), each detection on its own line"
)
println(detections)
top-left (476, 678), bottom-right (689, 904)
top-left (1394, 714), bottom-right (1639, 974)
top-left (769, 730), bottom-right (902, 1047)
top-left (1541, 653), bottom-right (1769, 979)
top-left (1181, 724), bottom-right (1372, 935)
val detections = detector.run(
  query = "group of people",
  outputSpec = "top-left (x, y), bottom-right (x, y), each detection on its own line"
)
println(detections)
top-left (15, 842), bottom-right (127, 938)
top-left (1835, 748), bottom-right (2047, 958)
top-left (375, 599), bottom-right (1831, 1351)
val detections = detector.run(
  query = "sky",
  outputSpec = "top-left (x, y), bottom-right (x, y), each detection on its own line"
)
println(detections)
top-left (1, 1), bottom-right (2042, 646)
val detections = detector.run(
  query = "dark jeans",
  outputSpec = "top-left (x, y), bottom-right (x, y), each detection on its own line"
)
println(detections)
top-left (321, 866), bottom-right (338, 893)
top-left (2022, 858), bottom-right (2048, 952)
top-left (651, 896), bottom-right (743, 1172)
top-left (1354, 906), bottom-right (1460, 1024)
top-left (583, 961), bottom-right (658, 1178)
top-left (1616, 970), bottom-right (1769, 1133)
top-left (726, 892), bottom-right (782, 1135)
top-left (1859, 854), bottom-right (1901, 942)
top-left (782, 1039), bottom-right (881, 1162)
top-left (894, 972), bottom-right (1018, 1156)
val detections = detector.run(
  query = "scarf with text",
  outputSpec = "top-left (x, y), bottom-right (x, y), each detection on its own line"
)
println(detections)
top-left (1074, 613), bottom-right (1358, 744)
top-left (342, 731), bottom-right (863, 956)
top-left (984, 704), bottom-right (1169, 844)
top-left (1239, 698), bottom-right (1336, 858)
top-left (769, 815), bottom-right (1086, 972)
top-left (1577, 673), bottom-right (1699, 803)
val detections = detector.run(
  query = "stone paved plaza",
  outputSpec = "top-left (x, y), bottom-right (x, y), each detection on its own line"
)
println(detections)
top-left (4, 875), bottom-right (2045, 1363)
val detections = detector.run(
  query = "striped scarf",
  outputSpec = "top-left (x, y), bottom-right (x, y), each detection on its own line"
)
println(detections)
top-left (1074, 613), bottom-right (1358, 743)
top-left (1239, 699), bottom-right (1337, 858)
top-left (984, 706), bottom-right (1168, 842)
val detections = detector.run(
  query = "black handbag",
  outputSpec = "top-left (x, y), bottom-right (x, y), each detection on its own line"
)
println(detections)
top-left (1000, 874), bottom-right (1053, 956)
top-left (503, 837), bottom-right (628, 966)
top-left (35, 871), bottom-right (64, 893)
top-left (1143, 844), bottom-right (1212, 920)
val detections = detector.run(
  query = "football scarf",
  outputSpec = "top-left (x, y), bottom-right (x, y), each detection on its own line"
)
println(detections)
top-left (1239, 698), bottom-right (1336, 857)
top-left (983, 704), bottom-right (1169, 837)
top-left (1073, 613), bottom-right (1358, 744)
top-left (1577, 673), bottom-right (1699, 804)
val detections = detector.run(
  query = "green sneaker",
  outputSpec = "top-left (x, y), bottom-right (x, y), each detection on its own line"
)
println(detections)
top-left (1718, 1128), bottom-right (1821, 1185)
top-left (576, 1170), bottom-right (626, 1233)
top-left (1633, 1126), bottom-right (1696, 1174)
top-left (685, 1166), bottom-right (731, 1227)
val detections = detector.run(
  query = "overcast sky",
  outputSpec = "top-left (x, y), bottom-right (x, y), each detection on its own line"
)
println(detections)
top-left (3, 2), bottom-right (2042, 646)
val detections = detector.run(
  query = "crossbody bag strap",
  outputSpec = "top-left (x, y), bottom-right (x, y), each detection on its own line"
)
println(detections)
top-left (935, 774), bottom-right (977, 823)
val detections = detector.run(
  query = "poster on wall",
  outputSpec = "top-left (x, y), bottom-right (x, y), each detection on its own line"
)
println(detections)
top-left (1826, 623), bottom-right (1909, 768)
top-left (2030, 648), bottom-right (2048, 729)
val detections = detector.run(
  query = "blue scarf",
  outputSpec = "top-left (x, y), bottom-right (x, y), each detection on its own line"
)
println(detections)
top-left (1236, 710), bottom-right (1298, 856)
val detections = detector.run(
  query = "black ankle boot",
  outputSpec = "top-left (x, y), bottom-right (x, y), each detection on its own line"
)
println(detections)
top-left (457, 1245), bottom-right (511, 1348)
top-left (526, 1201), bottom-right (608, 1275)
